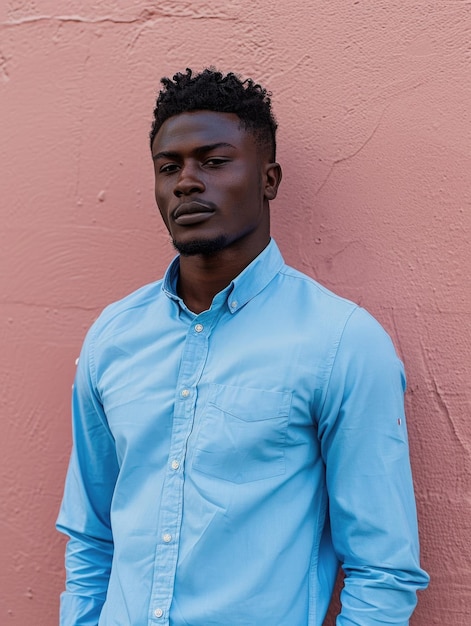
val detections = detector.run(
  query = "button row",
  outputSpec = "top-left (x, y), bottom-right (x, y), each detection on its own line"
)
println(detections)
top-left (153, 317), bottom-right (211, 624)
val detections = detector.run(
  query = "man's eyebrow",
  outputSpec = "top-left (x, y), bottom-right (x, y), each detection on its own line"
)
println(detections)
top-left (152, 150), bottom-right (178, 162)
top-left (152, 142), bottom-right (236, 161)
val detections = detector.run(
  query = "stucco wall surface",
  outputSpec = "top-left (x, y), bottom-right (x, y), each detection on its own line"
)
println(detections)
top-left (1, 0), bottom-right (470, 623)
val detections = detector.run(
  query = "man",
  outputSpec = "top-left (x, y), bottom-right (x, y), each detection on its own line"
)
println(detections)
top-left (57, 69), bottom-right (429, 625)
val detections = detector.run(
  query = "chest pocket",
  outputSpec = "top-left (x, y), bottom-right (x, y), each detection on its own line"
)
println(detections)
top-left (192, 384), bottom-right (292, 484)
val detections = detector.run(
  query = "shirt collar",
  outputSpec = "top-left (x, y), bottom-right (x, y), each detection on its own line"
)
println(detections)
top-left (162, 239), bottom-right (285, 313)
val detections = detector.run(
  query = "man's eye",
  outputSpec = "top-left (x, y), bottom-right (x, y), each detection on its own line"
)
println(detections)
top-left (159, 163), bottom-right (179, 174)
top-left (204, 158), bottom-right (229, 167)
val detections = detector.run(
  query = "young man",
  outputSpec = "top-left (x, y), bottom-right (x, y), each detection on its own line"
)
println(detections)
top-left (57, 69), bottom-right (429, 625)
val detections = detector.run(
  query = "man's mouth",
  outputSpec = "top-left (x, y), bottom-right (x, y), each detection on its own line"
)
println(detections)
top-left (173, 201), bottom-right (216, 226)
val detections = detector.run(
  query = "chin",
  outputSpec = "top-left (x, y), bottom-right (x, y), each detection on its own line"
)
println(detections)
top-left (172, 235), bottom-right (227, 257)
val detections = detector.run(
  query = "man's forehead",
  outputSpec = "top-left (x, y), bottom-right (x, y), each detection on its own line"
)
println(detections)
top-left (152, 110), bottom-right (252, 153)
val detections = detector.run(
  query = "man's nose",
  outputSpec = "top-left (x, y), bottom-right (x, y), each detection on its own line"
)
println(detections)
top-left (174, 163), bottom-right (205, 197)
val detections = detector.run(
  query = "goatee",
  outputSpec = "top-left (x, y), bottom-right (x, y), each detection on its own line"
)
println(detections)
top-left (172, 235), bottom-right (227, 257)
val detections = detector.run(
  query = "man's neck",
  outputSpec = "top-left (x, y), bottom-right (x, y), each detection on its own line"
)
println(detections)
top-left (177, 240), bottom-right (269, 314)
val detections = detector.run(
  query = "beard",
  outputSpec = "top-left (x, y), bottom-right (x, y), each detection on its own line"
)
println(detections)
top-left (172, 235), bottom-right (227, 257)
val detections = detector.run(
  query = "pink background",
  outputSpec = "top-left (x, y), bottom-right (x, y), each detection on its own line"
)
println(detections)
top-left (1, 1), bottom-right (470, 623)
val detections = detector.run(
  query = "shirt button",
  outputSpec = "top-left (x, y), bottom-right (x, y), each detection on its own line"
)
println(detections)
top-left (181, 389), bottom-right (190, 398)
top-left (163, 533), bottom-right (172, 543)
top-left (230, 300), bottom-right (238, 309)
top-left (154, 608), bottom-right (164, 618)
top-left (194, 323), bottom-right (204, 332)
top-left (171, 460), bottom-right (180, 470)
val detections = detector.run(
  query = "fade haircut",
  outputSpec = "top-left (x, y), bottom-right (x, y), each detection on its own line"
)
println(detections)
top-left (150, 68), bottom-right (278, 160)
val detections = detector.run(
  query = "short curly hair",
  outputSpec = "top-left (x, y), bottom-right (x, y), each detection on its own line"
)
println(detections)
top-left (150, 68), bottom-right (277, 159)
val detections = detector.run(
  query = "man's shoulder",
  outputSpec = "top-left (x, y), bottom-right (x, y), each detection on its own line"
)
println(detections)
top-left (89, 279), bottom-right (165, 337)
top-left (277, 262), bottom-right (358, 314)
top-left (275, 262), bottom-right (394, 345)
top-left (276, 264), bottom-right (402, 373)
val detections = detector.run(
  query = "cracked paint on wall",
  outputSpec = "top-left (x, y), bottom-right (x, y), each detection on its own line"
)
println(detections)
top-left (1, 1), bottom-right (470, 623)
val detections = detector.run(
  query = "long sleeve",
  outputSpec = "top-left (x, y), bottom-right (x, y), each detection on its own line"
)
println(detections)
top-left (318, 307), bottom-right (429, 625)
top-left (56, 327), bottom-right (119, 626)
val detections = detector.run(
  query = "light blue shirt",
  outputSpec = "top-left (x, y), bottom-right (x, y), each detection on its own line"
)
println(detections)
top-left (57, 239), bottom-right (428, 625)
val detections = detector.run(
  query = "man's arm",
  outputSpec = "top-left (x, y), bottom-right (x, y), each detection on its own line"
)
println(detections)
top-left (56, 327), bottom-right (119, 626)
top-left (318, 307), bottom-right (429, 625)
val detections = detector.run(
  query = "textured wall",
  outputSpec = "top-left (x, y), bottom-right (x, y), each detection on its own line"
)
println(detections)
top-left (1, 1), bottom-right (470, 623)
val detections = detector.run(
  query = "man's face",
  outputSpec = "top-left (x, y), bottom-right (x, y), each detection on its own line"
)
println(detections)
top-left (151, 110), bottom-right (279, 257)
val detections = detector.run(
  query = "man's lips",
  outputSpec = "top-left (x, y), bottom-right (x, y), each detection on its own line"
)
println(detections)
top-left (172, 201), bottom-right (216, 226)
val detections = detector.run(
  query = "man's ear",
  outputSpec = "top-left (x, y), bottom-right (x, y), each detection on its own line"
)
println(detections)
top-left (263, 162), bottom-right (282, 201)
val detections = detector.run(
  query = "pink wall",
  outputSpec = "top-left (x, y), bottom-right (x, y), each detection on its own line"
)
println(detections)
top-left (1, 1), bottom-right (470, 623)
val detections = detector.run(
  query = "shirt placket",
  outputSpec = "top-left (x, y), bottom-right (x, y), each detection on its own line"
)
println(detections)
top-left (147, 309), bottom-right (216, 624)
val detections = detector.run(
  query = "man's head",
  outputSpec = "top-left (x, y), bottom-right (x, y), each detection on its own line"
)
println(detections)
top-left (150, 69), bottom-right (281, 260)
top-left (150, 68), bottom-right (277, 161)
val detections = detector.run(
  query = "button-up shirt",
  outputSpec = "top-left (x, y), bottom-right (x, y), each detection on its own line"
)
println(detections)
top-left (57, 239), bottom-right (429, 625)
